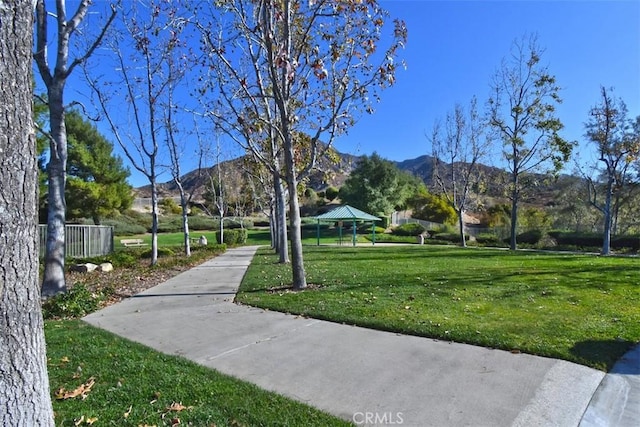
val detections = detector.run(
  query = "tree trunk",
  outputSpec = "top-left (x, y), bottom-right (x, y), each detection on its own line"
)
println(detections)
top-left (602, 178), bottom-right (614, 255)
top-left (150, 176), bottom-right (159, 265)
top-left (41, 85), bottom-right (68, 297)
top-left (0, 1), bottom-right (55, 423)
top-left (178, 184), bottom-right (191, 257)
top-left (283, 137), bottom-right (307, 290)
top-left (458, 208), bottom-right (466, 248)
top-left (273, 173), bottom-right (289, 263)
top-left (509, 173), bottom-right (519, 251)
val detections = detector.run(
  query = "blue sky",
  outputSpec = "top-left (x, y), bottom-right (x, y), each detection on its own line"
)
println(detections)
top-left (333, 0), bottom-right (640, 169)
top-left (50, 0), bottom-right (639, 187)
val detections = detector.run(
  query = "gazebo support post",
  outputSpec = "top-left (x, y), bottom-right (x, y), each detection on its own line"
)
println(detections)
top-left (352, 220), bottom-right (356, 246)
top-left (316, 220), bottom-right (320, 246)
top-left (372, 222), bottom-right (376, 245)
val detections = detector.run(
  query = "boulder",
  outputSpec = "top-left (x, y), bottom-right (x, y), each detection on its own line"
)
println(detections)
top-left (70, 263), bottom-right (98, 273)
top-left (98, 262), bottom-right (114, 272)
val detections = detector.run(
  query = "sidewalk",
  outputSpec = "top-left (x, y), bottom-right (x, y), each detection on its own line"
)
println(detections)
top-left (84, 246), bottom-right (637, 426)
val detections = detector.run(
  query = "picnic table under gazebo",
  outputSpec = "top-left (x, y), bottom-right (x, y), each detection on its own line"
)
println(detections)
top-left (314, 205), bottom-right (381, 246)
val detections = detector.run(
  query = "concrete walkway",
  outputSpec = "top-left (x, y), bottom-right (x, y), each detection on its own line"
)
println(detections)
top-left (84, 246), bottom-right (638, 427)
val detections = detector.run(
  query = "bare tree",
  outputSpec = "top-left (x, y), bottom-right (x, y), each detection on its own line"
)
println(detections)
top-left (86, 1), bottom-right (187, 265)
top-left (164, 56), bottom-right (198, 256)
top-left (194, 0), bottom-right (407, 289)
top-left (488, 34), bottom-right (574, 250)
top-left (34, 0), bottom-right (118, 297)
top-left (583, 87), bottom-right (639, 254)
top-left (432, 97), bottom-right (489, 247)
top-left (0, 1), bottom-right (54, 423)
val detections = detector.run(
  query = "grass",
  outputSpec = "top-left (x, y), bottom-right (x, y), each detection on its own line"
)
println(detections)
top-left (115, 231), bottom-right (222, 249)
top-left (46, 320), bottom-right (350, 427)
top-left (237, 245), bottom-right (640, 371)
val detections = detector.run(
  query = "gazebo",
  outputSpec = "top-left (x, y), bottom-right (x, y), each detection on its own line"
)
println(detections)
top-left (314, 205), bottom-right (381, 246)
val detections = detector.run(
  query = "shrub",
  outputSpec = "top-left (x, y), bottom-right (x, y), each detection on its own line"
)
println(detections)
top-left (188, 215), bottom-right (218, 231)
top-left (159, 198), bottom-right (182, 215)
top-left (79, 250), bottom-right (138, 268)
top-left (611, 235), bottom-right (640, 252)
top-left (42, 284), bottom-right (112, 320)
top-left (253, 218), bottom-right (270, 227)
top-left (102, 219), bottom-right (147, 236)
top-left (325, 186), bottom-right (339, 201)
top-left (548, 231), bottom-right (602, 248)
top-left (141, 247), bottom-right (175, 258)
top-left (216, 229), bottom-right (248, 245)
top-left (515, 229), bottom-right (543, 245)
top-left (433, 232), bottom-right (463, 243)
top-left (392, 223), bottom-right (426, 236)
top-left (475, 233), bottom-right (501, 245)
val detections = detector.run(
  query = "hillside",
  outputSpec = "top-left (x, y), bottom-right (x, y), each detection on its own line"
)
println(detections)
top-left (134, 149), bottom-right (579, 211)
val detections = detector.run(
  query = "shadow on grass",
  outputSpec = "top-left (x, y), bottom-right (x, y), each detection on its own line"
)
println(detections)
top-left (570, 339), bottom-right (638, 371)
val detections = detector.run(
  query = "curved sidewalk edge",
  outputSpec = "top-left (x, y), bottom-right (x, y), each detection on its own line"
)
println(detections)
top-left (83, 245), bottom-right (634, 427)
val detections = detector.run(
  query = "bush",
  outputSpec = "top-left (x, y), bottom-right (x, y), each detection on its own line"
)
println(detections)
top-left (159, 198), bottom-right (182, 215)
top-left (548, 231), bottom-right (602, 248)
top-left (611, 235), bottom-right (640, 251)
top-left (325, 186), bottom-right (339, 201)
top-left (141, 247), bottom-right (175, 258)
top-left (102, 219), bottom-right (147, 236)
top-left (79, 250), bottom-right (138, 269)
top-left (392, 223), bottom-right (426, 236)
top-left (216, 229), bottom-right (248, 245)
top-left (42, 284), bottom-right (111, 320)
top-left (515, 229), bottom-right (543, 245)
top-left (433, 232), bottom-right (463, 243)
top-left (188, 215), bottom-right (218, 230)
top-left (475, 233), bottom-right (501, 245)
top-left (253, 218), bottom-right (270, 227)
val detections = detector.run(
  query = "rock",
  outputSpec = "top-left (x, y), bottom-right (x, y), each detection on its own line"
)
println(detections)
top-left (98, 262), bottom-right (114, 272)
top-left (70, 263), bottom-right (98, 273)
top-left (198, 235), bottom-right (208, 246)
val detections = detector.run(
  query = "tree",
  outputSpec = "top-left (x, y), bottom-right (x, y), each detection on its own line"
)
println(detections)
top-left (432, 97), bottom-right (489, 246)
top-left (34, 0), bottom-right (118, 297)
top-left (340, 153), bottom-right (422, 218)
top-left (195, 0), bottom-right (407, 289)
top-left (583, 87), bottom-right (640, 254)
top-left (86, 1), bottom-right (188, 265)
top-left (409, 188), bottom-right (457, 225)
top-left (0, 1), bottom-right (55, 423)
top-left (64, 111), bottom-right (133, 224)
top-left (488, 35), bottom-right (574, 250)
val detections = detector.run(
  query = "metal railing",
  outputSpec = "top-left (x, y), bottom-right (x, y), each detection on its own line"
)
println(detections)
top-left (395, 217), bottom-right (442, 231)
top-left (39, 225), bottom-right (114, 258)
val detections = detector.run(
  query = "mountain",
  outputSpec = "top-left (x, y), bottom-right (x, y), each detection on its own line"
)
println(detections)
top-left (134, 149), bottom-right (579, 211)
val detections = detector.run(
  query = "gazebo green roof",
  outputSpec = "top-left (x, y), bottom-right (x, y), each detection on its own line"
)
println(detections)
top-left (314, 205), bottom-right (381, 221)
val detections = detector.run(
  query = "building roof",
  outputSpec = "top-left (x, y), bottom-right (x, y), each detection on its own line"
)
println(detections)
top-left (314, 205), bottom-right (381, 221)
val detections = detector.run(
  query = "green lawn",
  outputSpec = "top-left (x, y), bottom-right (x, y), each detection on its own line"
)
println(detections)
top-left (237, 245), bottom-right (640, 371)
top-left (46, 320), bottom-right (349, 427)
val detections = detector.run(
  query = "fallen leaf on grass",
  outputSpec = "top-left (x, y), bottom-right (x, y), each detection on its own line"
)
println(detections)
top-left (124, 405), bottom-right (133, 418)
top-left (55, 377), bottom-right (96, 400)
top-left (161, 402), bottom-right (193, 419)
top-left (73, 415), bottom-right (97, 425)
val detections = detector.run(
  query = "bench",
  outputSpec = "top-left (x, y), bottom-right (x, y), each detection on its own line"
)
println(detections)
top-left (120, 238), bottom-right (148, 247)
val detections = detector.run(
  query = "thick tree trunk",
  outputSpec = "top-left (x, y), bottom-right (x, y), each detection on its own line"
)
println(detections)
top-left (41, 85), bottom-right (68, 297)
top-left (283, 138), bottom-right (307, 290)
top-left (0, 2), bottom-right (55, 423)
